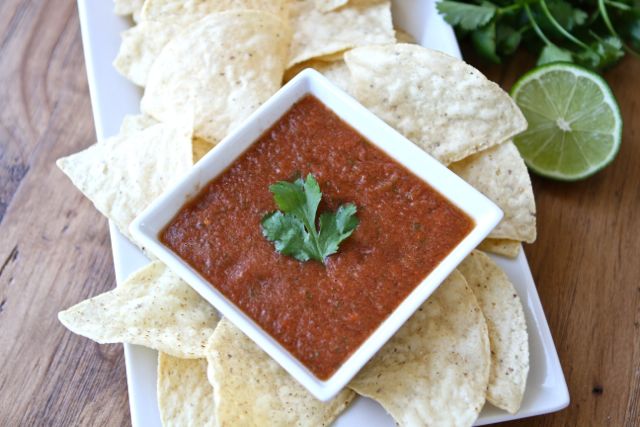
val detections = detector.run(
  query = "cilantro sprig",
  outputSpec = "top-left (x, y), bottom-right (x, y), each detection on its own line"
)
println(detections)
top-left (437, 0), bottom-right (639, 71)
top-left (261, 174), bottom-right (359, 264)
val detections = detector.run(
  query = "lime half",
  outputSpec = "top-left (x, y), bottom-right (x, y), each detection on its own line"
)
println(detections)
top-left (511, 63), bottom-right (622, 181)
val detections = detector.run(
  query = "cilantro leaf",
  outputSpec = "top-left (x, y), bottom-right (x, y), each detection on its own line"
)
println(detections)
top-left (496, 23), bottom-right (523, 56)
top-left (538, 0), bottom-right (581, 34)
top-left (630, 19), bottom-right (640, 51)
top-left (437, 0), bottom-right (635, 71)
top-left (261, 174), bottom-right (358, 264)
top-left (318, 203), bottom-right (359, 258)
top-left (537, 44), bottom-right (574, 65)
top-left (472, 21), bottom-right (501, 63)
top-left (269, 176), bottom-right (320, 230)
top-left (261, 211), bottom-right (313, 262)
top-left (575, 36), bottom-right (625, 70)
top-left (573, 8), bottom-right (588, 26)
top-left (437, 1), bottom-right (497, 31)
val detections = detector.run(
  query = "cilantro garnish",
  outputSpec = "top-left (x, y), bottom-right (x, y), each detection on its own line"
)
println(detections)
top-left (261, 174), bottom-right (359, 264)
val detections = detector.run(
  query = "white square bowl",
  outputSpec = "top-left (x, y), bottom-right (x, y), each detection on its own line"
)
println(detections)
top-left (130, 69), bottom-right (503, 401)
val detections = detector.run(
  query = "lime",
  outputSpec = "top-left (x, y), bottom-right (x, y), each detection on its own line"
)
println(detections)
top-left (510, 63), bottom-right (622, 181)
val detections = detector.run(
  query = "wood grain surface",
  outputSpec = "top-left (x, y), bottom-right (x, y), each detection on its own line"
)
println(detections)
top-left (0, 1), bottom-right (638, 426)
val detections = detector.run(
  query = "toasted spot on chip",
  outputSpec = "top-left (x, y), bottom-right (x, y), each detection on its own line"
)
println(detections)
top-left (450, 141), bottom-right (537, 243)
top-left (288, 0), bottom-right (395, 67)
top-left (394, 29), bottom-right (416, 44)
top-left (114, 0), bottom-right (144, 21)
top-left (56, 117), bottom-right (192, 245)
top-left (284, 58), bottom-right (352, 93)
top-left (344, 44), bottom-right (528, 164)
top-left (314, 0), bottom-right (349, 12)
top-left (114, 21), bottom-right (179, 87)
top-left (193, 137), bottom-right (216, 164)
top-left (206, 318), bottom-right (356, 426)
top-left (158, 353), bottom-right (216, 426)
top-left (312, 51), bottom-right (349, 62)
top-left (141, 0), bottom-right (290, 24)
top-left (458, 251), bottom-right (529, 413)
top-left (478, 238), bottom-right (521, 258)
top-left (58, 261), bottom-right (219, 358)
top-left (349, 270), bottom-right (490, 427)
top-left (141, 10), bottom-right (290, 143)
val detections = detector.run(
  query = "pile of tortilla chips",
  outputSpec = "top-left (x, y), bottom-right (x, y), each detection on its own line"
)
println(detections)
top-left (57, 1), bottom-right (538, 426)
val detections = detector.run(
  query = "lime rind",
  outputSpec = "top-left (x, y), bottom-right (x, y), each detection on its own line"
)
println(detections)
top-left (510, 62), bottom-right (622, 181)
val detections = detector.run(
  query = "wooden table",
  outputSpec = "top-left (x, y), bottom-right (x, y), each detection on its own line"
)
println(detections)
top-left (0, 1), bottom-right (637, 425)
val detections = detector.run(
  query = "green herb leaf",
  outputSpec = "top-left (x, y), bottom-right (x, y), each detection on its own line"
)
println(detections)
top-left (496, 23), bottom-right (523, 55)
top-left (539, 0), bottom-right (579, 33)
top-left (575, 36), bottom-right (625, 69)
top-left (537, 44), bottom-right (574, 65)
top-left (437, 0), bottom-right (636, 71)
top-left (437, 1), bottom-right (497, 31)
top-left (261, 174), bottom-right (359, 264)
top-left (472, 21), bottom-right (502, 63)
top-left (261, 211), bottom-right (313, 262)
top-left (630, 19), bottom-right (640, 51)
top-left (317, 203), bottom-right (359, 258)
top-left (573, 8), bottom-right (588, 26)
top-left (594, 36), bottom-right (626, 67)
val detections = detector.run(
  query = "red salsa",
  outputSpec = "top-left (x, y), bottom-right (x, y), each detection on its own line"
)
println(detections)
top-left (161, 95), bottom-right (473, 380)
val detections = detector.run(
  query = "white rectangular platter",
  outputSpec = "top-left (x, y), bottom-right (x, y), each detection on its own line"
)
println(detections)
top-left (76, 0), bottom-right (570, 425)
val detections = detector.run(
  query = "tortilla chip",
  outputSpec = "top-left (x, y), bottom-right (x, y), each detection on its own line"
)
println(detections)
top-left (118, 115), bottom-right (215, 164)
top-left (206, 318), bottom-right (355, 426)
top-left (193, 137), bottom-right (216, 163)
top-left (158, 353), bottom-right (216, 426)
top-left (313, 51), bottom-right (349, 62)
top-left (284, 59), bottom-right (352, 93)
top-left (478, 238), bottom-right (521, 258)
top-left (349, 270), bottom-right (490, 427)
top-left (141, 0), bottom-right (290, 24)
top-left (119, 114), bottom-right (159, 135)
top-left (114, 21), bottom-right (179, 87)
top-left (315, 0), bottom-right (349, 12)
top-left (141, 10), bottom-right (290, 143)
top-left (117, 1), bottom-right (289, 87)
top-left (58, 261), bottom-right (220, 358)
top-left (114, 0), bottom-right (144, 21)
top-left (344, 44), bottom-right (528, 164)
top-left (307, 60), bottom-right (352, 92)
top-left (56, 117), bottom-right (192, 243)
top-left (450, 141), bottom-right (537, 242)
top-left (458, 251), bottom-right (529, 413)
top-left (288, 0), bottom-right (394, 67)
top-left (394, 29), bottom-right (416, 43)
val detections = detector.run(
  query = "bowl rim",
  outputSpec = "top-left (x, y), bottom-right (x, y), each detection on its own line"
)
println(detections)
top-left (130, 69), bottom-right (503, 401)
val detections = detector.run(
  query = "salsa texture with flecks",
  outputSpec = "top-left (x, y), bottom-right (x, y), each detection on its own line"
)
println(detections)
top-left (161, 95), bottom-right (473, 379)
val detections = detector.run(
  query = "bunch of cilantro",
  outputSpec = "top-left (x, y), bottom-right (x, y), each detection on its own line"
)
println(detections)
top-left (437, 0), bottom-right (640, 70)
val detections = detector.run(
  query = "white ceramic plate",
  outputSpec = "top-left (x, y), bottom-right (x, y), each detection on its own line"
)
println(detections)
top-left (76, 0), bottom-right (569, 425)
